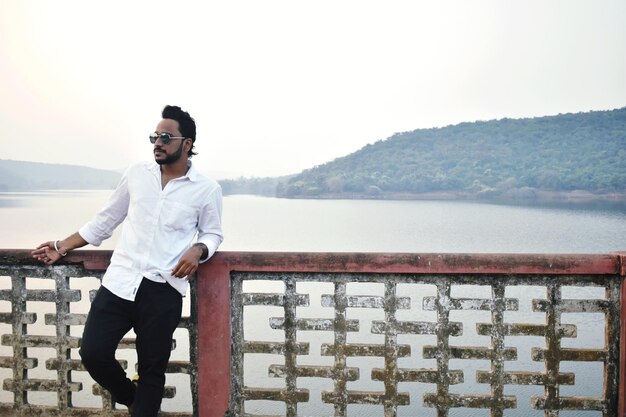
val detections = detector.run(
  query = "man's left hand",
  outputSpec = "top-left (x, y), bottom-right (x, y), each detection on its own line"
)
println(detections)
top-left (171, 245), bottom-right (203, 279)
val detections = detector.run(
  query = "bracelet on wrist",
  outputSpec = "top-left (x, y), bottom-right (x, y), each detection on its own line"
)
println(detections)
top-left (193, 243), bottom-right (208, 259)
top-left (54, 240), bottom-right (68, 257)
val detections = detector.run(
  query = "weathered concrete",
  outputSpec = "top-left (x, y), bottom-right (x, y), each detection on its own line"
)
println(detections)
top-left (198, 252), bottom-right (624, 417)
top-left (1, 250), bottom-right (625, 417)
top-left (0, 250), bottom-right (196, 416)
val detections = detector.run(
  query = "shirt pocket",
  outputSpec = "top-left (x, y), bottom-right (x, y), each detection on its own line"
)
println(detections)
top-left (162, 201), bottom-right (199, 233)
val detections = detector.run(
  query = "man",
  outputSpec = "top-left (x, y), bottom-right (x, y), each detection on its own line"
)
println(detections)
top-left (31, 105), bottom-right (223, 416)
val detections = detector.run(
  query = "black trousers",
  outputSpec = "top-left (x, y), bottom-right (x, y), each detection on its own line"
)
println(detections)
top-left (79, 278), bottom-right (183, 417)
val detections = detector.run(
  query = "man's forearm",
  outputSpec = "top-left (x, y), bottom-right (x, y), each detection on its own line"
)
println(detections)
top-left (58, 232), bottom-right (89, 255)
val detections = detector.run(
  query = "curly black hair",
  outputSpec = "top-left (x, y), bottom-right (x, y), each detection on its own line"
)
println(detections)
top-left (162, 105), bottom-right (197, 157)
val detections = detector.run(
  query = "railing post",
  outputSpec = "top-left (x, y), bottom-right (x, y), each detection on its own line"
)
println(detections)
top-left (618, 253), bottom-right (626, 417)
top-left (197, 254), bottom-right (232, 417)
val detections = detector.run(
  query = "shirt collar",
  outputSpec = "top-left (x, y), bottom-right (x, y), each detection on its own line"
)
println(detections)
top-left (148, 160), bottom-right (200, 182)
top-left (185, 161), bottom-right (200, 182)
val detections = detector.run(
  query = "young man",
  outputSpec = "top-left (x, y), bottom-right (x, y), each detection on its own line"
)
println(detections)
top-left (31, 105), bottom-right (223, 416)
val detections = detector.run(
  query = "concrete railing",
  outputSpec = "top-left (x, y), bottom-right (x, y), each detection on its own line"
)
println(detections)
top-left (1, 250), bottom-right (625, 417)
top-left (0, 250), bottom-right (197, 417)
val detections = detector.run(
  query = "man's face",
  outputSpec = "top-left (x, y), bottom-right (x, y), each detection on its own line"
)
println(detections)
top-left (153, 119), bottom-right (186, 165)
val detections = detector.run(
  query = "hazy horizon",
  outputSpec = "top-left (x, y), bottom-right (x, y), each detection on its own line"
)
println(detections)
top-left (2, 1), bottom-right (625, 179)
top-left (4, 105), bottom-right (624, 181)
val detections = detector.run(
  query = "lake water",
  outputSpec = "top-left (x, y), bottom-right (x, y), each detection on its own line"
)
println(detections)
top-left (1, 191), bottom-right (626, 416)
top-left (2, 190), bottom-right (625, 253)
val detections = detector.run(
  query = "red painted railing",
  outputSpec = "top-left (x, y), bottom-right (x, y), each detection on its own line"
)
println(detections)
top-left (197, 251), bottom-right (626, 417)
top-left (0, 250), bottom-right (624, 416)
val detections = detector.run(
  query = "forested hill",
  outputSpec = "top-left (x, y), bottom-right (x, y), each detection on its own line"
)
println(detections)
top-left (277, 107), bottom-right (626, 199)
top-left (0, 160), bottom-right (121, 191)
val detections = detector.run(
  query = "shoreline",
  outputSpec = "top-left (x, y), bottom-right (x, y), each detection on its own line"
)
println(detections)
top-left (3, 188), bottom-right (625, 206)
top-left (278, 190), bottom-right (626, 204)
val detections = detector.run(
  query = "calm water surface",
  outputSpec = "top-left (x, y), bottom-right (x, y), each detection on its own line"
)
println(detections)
top-left (1, 191), bottom-right (625, 416)
top-left (2, 190), bottom-right (625, 253)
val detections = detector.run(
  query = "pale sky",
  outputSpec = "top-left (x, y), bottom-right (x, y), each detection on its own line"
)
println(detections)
top-left (1, 0), bottom-right (625, 179)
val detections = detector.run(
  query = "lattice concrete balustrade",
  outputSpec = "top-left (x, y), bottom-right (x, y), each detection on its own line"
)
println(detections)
top-left (0, 250), bottom-right (197, 417)
top-left (1, 250), bottom-right (626, 417)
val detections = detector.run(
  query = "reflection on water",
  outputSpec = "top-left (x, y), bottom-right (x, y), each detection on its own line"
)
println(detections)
top-left (0, 191), bottom-right (106, 209)
top-left (0, 197), bottom-right (27, 208)
top-left (484, 197), bottom-right (626, 215)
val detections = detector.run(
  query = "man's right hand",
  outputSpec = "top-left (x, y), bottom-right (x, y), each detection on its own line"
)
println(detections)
top-left (31, 241), bottom-right (64, 265)
top-left (32, 233), bottom-right (89, 265)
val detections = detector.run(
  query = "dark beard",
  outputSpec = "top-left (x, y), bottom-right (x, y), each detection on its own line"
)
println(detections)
top-left (155, 141), bottom-right (184, 165)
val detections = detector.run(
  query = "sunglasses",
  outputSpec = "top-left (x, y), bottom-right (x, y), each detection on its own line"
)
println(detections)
top-left (149, 132), bottom-right (187, 145)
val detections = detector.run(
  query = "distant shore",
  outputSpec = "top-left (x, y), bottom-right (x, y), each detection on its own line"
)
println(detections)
top-left (2, 186), bottom-right (624, 206)
top-left (280, 189), bottom-right (626, 204)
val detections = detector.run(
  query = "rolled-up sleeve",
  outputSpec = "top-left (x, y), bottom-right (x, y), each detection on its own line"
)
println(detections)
top-left (78, 170), bottom-right (130, 246)
top-left (196, 185), bottom-right (224, 262)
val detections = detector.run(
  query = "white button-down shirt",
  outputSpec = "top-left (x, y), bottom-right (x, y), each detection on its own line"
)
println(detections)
top-left (79, 161), bottom-right (223, 300)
